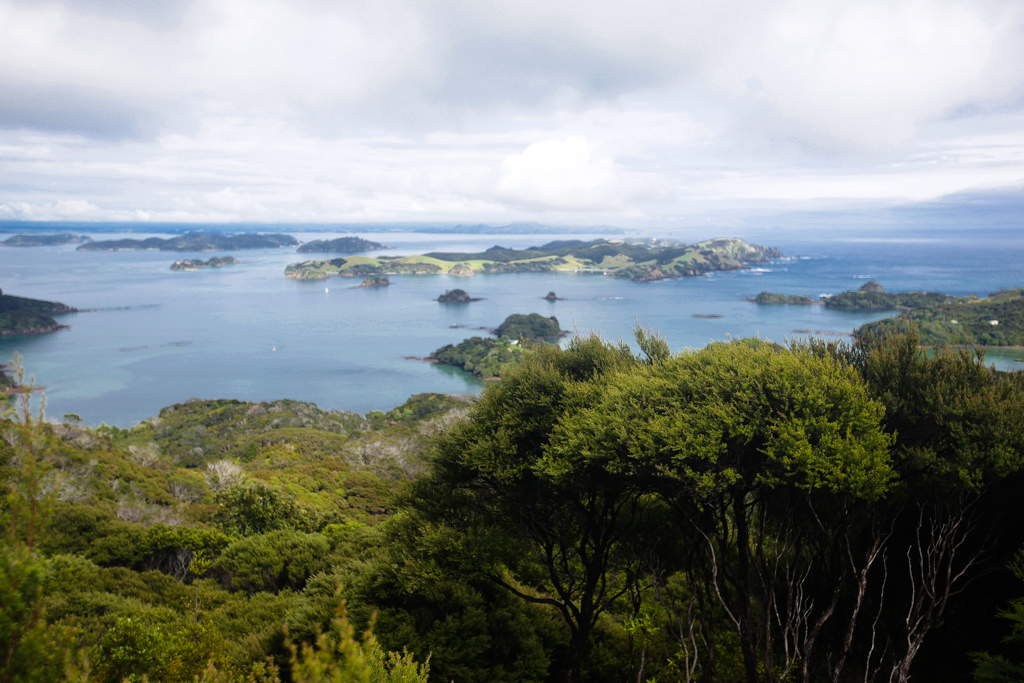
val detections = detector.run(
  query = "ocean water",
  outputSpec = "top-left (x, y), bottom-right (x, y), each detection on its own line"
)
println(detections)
top-left (1, 229), bottom-right (1022, 427)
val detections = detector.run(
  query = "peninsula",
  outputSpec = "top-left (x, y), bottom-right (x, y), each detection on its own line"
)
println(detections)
top-left (170, 256), bottom-right (241, 271)
top-left (0, 287), bottom-right (76, 336)
top-left (426, 313), bottom-right (565, 379)
top-left (352, 276), bottom-right (391, 288)
top-left (79, 233), bottom-right (299, 252)
top-left (2, 233), bottom-right (92, 246)
top-left (296, 236), bottom-right (387, 253)
top-left (284, 237), bottom-right (782, 283)
top-left (857, 287), bottom-right (1024, 346)
top-left (756, 282), bottom-right (1024, 346)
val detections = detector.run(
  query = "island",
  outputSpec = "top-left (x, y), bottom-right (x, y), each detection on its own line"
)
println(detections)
top-left (170, 256), bottom-right (241, 271)
top-left (0, 287), bottom-right (76, 336)
top-left (749, 292), bottom-right (820, 305)
top-left (78, 233), bottom-right (299, 252)
top-left (858, 287), bottom-right (1024, 346)
top-left (496, 313), bottom-right (565, 340)
top-left (543, 291), bottom-right (563, 301)
top-left (2, 233), bottom-right (92, 246)
top-left (429, 337), bottom-right (526, 379)
top-left (296, 236), bottom-right (387, 253)
top-left (352, 276), bottom-right (391, 288)
top-left (284, 237), bottom-right (783, 282)
top-left (437, 289), bottom-right (481, 303)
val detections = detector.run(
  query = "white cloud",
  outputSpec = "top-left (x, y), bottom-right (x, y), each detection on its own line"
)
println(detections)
top-left (0, 0), bottom-right (1022, 225)
top-left (497, 137), bottom-right (619, 209)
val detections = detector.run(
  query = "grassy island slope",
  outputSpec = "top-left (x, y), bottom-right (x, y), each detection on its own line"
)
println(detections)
top-left (285, 237), bottom-right (782, 282)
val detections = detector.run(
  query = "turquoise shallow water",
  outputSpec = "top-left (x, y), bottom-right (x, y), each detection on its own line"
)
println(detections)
top-left (1, 229), bottom-right (1022, 426)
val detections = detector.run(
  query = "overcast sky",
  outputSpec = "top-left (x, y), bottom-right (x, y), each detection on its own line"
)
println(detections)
top-left (0, 0), bottom-right (1022, 228)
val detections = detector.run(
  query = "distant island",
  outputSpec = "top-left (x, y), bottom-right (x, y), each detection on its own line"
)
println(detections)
top-left (79, 233), bottom-right (298, 252)
top-left (170, 256), bottom-right (241, 271)
top-left (296, 236), bottom-right (387, 253)
top-left (284, 237), bottom-right (783, 282)
top-left (0, 287), bottom-right (76, 336)
top-left (749, 282), bottom-right (970, 310)
top-left (2, 233), bottom-right (92, 247)
top-left (749, 292), bottom-right (820, 305)
top-left (352, 276), bottom-right (391, 288)
top-left (437, 289), bottom-right (481, 303)
top-left (543, 291), bottom-right (563, 301)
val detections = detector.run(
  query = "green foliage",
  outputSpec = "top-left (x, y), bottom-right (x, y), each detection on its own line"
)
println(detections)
top-left (214, 530), bottom-right (330, 593)
top-left (431, 337), bottom-right (526, 379)
top-left (495, 313), bottom-right (562, 340)
top-left (214, 481), bottom-right (340, 537)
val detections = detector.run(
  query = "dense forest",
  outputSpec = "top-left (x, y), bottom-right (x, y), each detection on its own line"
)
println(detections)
top-left (4, 327), bottom-right (1024, 683)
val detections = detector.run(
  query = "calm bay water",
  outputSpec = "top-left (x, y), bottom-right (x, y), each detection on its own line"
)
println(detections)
top-left (2, 229), bottom-right (1022, 427)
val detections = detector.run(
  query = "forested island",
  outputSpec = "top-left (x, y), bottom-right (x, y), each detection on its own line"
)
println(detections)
top-left (284, 237), bottom-right (782, 282)
top-left (0, 287), bottom-right (76, 335)
top-left (79, 234), bottom-right (299, 252)
top-left (169, 256), bottom-right (241, 271)
top-left (4, 329), bottom-right (1024, 683)
top-left (296, 236), bottom-right (387, 253)
top-left (1, 232), bottom-right (92, 246)
top-left (353, 275), bottom-right (390, 288)
top-left (437, 288), bottom-right (481, 303)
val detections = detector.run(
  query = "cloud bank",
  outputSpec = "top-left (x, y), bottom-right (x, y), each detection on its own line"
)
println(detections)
top-left (0, 0), bottom-right (1022, 226)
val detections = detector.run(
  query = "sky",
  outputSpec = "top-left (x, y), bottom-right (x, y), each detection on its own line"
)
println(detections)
top-left (0, 0), bottom-right (1022, 228)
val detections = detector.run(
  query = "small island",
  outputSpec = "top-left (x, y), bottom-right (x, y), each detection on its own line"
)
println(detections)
top-left (428, 337), bottom-right (526, 379)
top-left (543, 291), bottom-right (563, 300)
top-left (284, 237), bottom-right (783, 282)
top-left (437, 289), bottom-right (481, 303)
top-left (2, 233), bottom-right (92, 247)
top-left (0, 287), bottom-right (77, 336)
top-left (79, 233), bottom-right (299, 252)
top-left (170, 256), bottom-right (241, 271)
top-left (496, 313), bottom-right (565, 340)
top-left (749, 292), bottom-right (820, 305)
top-left (296, 236), bottom-right (387, 253)
top-left (352, 276), bottom-right (391, 288)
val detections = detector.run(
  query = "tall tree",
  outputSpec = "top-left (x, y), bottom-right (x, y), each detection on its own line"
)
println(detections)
top-left (409, 335), bottom-right (654, 683)
top-left (547, 339), bottom-right (895, 683)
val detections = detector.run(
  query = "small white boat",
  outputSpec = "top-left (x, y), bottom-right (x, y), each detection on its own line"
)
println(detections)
top-left (272, 346), bottom-right (277, 352)
top-left (325, 287), bottom-right (329, 293)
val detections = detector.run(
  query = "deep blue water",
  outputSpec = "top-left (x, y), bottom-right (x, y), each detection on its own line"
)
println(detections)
top-left (1, 229), bottom-right (1022, 426)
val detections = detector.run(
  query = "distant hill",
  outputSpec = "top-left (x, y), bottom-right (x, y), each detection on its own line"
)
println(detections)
top-left (79, 234), bottom-right (298, 252)
top-left (296, 236), bottom-right (386, 253)
top-left (2, 233), bottom-right (92, 246)
top-left (285, 237), bottom-right (783, 282)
